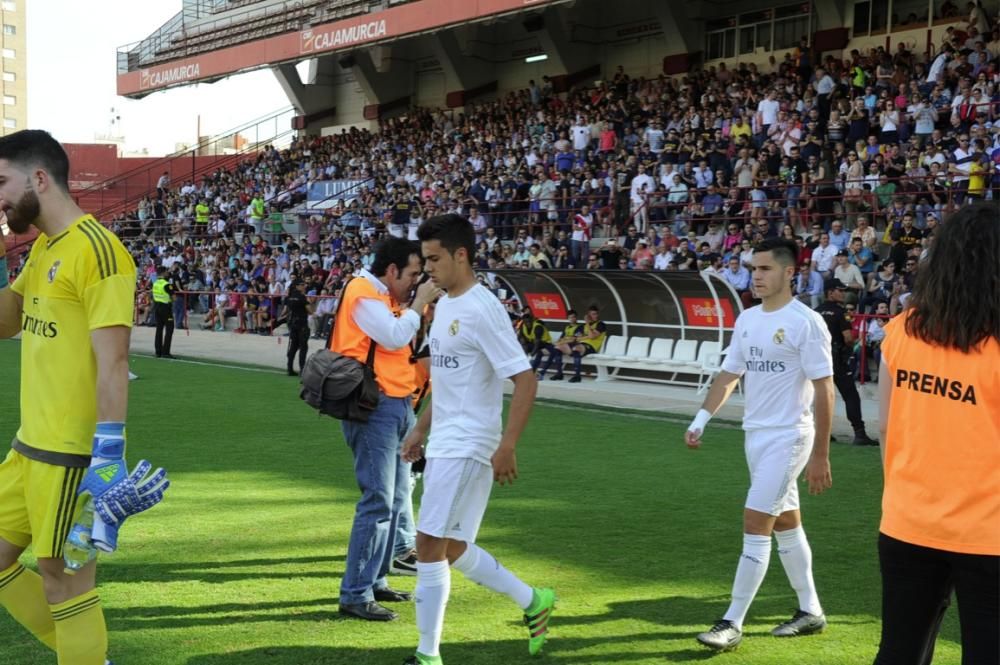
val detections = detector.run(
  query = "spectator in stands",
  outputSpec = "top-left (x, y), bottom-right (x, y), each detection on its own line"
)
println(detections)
top-left (848, 236), bottom-right (876, 278)
top-left (834, 249), bottom-right (866, 302)
top-left (795, 259), bottom-right (825, 308)
top-left (722, 256), bottom-right (753, 307)
top-left (812, 233), bottom-right (839, 279)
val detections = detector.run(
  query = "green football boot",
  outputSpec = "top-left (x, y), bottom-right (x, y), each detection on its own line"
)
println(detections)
top-left (523, 587), bottom-right (557, 656)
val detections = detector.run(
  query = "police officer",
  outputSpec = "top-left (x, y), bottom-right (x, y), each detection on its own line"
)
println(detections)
top-left (281, 278), bottom-right (312, 376)
top-left (815, 278), bottom-right (878, 445)
top-left (152, 265), bottom-right (175, 359)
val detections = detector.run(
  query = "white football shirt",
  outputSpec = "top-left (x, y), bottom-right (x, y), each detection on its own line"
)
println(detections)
top-left (721, 299), bottom-right (833, 431)
top-left (426, 283), bottom-right (531, 465)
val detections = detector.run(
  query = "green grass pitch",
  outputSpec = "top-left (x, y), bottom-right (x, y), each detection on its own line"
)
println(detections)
top-left (0, 342), bottom-right (963, 664)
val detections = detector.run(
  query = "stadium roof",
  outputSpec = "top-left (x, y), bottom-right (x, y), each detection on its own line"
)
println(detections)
top-left (117, 0), bottom-right (568, 98)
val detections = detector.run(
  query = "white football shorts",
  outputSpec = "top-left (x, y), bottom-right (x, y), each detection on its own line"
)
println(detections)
top-left (417, 457), bottom-right (493, 543)
top-left (744, 427), bottom-right (815, 516)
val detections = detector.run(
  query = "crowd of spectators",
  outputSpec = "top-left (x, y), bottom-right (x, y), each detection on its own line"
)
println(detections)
top-left (111, 6), bottom-right (1000, 336)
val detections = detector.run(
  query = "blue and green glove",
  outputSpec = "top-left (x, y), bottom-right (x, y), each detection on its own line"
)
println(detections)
top-left (77, 422), bottom-right (170, 552)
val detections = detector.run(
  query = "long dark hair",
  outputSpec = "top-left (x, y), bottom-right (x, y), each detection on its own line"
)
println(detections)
top-left (905, 202), bottom-right (999, 352)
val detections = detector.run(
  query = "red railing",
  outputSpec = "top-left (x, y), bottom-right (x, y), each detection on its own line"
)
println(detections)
top-left (136, 289), bottom-right (338, 337)
top-left (853, 312), bottom-right (893, 385)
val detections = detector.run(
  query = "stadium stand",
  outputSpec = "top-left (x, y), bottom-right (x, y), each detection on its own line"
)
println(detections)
top-left (17, 1), bottom-right (1000, 385)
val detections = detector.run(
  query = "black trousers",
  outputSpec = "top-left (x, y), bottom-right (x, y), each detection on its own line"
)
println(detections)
top-left (287, 326), bottom-right (309, 372)
top-left (833, 363), bottom-right (864, 430)
top-left (154, 302), bottom-right (174, 357)
top-left (874, 533), bottom-right (999, 665)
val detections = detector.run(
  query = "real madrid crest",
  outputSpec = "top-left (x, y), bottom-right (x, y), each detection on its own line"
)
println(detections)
top-left (448, 319), bottom-right (460, 336)
top-left (47, 260), bottom-right (61, 283)
top-left (773, 328), bottom-right (785, 345)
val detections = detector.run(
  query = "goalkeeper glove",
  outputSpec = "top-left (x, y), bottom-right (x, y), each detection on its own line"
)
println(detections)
top-left (77, 422), bottom-right (170, 551)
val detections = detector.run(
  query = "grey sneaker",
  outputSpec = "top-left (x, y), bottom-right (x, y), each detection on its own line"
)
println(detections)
top-left (390, 549), bottom-right (418, 576)
top-left (771, 609), bottom-right (827, 637)
top-left (696, 619), bottom-right (742, 651)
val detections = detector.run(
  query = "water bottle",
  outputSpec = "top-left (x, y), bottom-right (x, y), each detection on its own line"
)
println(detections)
top-left (63, 496), bottom-right (97, 575)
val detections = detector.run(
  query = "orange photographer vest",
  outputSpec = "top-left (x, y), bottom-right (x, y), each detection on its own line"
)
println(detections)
top-left (329, 276), bottom-right (416, 398)
top-left (879, 314), bottom-right (1000, 555)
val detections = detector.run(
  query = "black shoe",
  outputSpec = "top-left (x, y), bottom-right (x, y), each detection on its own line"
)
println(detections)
top-left (852, 431), bottom-right (879, 446)
top-left (288, 369), bottom-right (298, 377)
top-left (162, 354), bottom-right (176, 360)
top-left (338, 601), bottom-right (398, 621)
top-left (568, 375), bottom-right (581, 383)
top-left (373, 587), bottom-right (412, 602)
top-left (390, 549), bottom-right (418, 576)
top-left (549, 374), bottom-right (564, 381)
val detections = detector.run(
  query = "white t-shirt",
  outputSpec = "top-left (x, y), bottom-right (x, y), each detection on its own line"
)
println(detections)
top-left (571, 124), bottom-right (591, 151)
top-left (426, 284), bottom-right (531, 465)
top-left (758, 98), bottom-right (780, 126)
top-left (721, 299), bottom-right (833, 431)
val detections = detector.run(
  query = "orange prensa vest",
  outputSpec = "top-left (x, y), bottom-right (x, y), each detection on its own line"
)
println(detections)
top-left (879, 313), bottom-right (1000, 555)
top-left (329, 277), bottom-right (416, 398)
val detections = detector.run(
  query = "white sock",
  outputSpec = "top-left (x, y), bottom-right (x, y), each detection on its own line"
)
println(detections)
top-left (722, 533), bottom-right (772, 630)
top-left (415, 561), bottom-right (450, 657)
top-left (775, 526), bottom-right (823, 616)
top-left (452, 543), bottom-right (534, 610)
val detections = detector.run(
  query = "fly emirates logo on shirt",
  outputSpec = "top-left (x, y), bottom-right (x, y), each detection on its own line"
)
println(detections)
top-left (429, 336), bottom-right (460, 369)
top-left (745, 345), bottom-right (786, 373)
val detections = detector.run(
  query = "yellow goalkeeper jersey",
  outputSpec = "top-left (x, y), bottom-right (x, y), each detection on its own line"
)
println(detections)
top-left (10, 214), bottom-right (135, 463)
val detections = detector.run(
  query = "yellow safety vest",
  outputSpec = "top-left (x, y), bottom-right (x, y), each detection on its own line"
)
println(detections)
top-left (580, 320), bottom-right (607, 351)
top-left (152, 278), bottom-right (171, 304)
top-left (522, 322), bottom-right (551, 344)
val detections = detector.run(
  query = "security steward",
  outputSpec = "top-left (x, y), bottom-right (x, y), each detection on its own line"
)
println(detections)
top-left (152, 265), bottom-right (175, 359)
top-left (516, 309), bottom-right (552, 373)
top-left (815, 278), bottom-right (878, 445)
top-left (281, 278), bottom-right (312, 377)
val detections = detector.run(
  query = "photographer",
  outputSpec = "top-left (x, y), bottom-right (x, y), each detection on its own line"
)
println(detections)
top-left (597, 237), bottom-right (624, 269)
top-left (331, 237), bottom-right (440, 622)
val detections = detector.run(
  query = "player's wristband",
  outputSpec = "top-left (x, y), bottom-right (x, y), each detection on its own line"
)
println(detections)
top-left (0, 257), bottom-right (8, 289)
top-left (688, 409), bottom-right (712, 433)
top-left (92, 422), bottom-right (126, 461)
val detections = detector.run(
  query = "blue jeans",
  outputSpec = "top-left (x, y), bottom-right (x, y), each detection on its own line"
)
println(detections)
top-left (172, 296), bottom-right (186, 330)
top-left (570, 239), bottom-right (588, 268)
top-left (340, 393), bottom-right (414, 605)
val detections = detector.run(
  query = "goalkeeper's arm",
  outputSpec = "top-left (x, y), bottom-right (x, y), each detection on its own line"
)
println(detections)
top-left (92, 325), bottom-right (131, 422)
top-left (79, 326), bottom-right (169, 552)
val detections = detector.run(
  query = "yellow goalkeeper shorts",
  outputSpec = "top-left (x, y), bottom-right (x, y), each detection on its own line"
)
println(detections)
top-left (0, 449), bottom-right (86, 559)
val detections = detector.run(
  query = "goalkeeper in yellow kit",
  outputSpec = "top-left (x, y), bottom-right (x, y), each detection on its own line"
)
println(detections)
top-left (0, 130), bottom-right (168, 664)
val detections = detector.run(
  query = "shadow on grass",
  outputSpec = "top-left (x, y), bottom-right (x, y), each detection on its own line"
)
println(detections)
top-left (101, 554), bottom-right (345, 585)
top-left (554, 594), bottom-right (731, 629)
top-left (183, 634), bottom-right (725, 665)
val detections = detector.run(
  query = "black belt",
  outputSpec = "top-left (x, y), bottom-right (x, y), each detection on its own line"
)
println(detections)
top-left (12, 438), bottom-right (91, 468)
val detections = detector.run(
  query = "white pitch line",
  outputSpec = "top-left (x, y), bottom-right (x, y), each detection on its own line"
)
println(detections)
top-left (130, 354), bottom-right (283, 374)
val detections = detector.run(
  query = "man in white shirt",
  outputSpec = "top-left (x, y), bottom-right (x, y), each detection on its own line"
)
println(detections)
top-left (686, 237), bottom-right (834, 651)
top-left (756, 90), bottom-right (781, 141)
top-left (334, 238), bottom-right (441, 623)
top-left (833, 249), bottom-right (865, 298)
top-left (645, 120), bottom-right (666, 154)
top-left (571, 118), bottom-right (591, 154)
top-left (570, 203), bottom-right (593, 268)
top-left (402, 214), bottom-right (554, 665)
top-left (630, 165), bottom-right (654, 232)
top-left (810, 233), bottom-right (838, 277)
